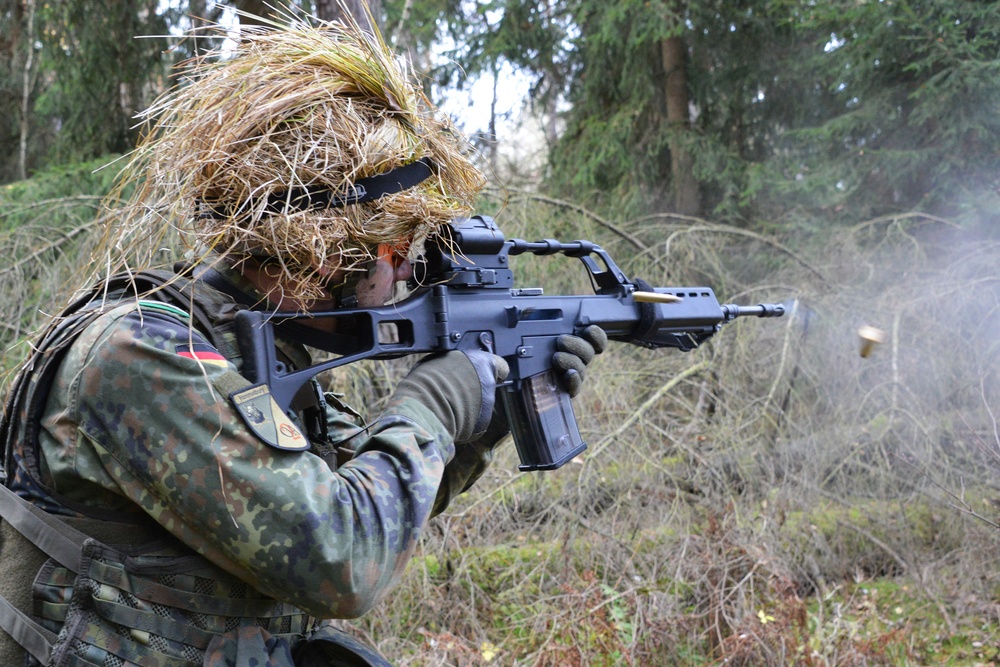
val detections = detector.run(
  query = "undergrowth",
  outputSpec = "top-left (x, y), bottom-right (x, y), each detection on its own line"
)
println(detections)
top-left (2, 180), bottom-right (1000, 665)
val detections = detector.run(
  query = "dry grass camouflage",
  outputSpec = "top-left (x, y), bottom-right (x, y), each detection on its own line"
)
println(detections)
top-left (102, 13), bottom-right (485, 302)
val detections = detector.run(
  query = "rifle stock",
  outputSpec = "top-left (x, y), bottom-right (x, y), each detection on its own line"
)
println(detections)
top-left (235, 216), bottom-right (785, 471)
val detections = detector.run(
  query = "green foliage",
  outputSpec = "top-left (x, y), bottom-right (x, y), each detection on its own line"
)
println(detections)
top-left (446, 0), bottom-right (1000, 226)
top-left (758, 0), bottom-right (1000, 223)
top-left (5, 0), bottom-right (999, 229)
top-left (712, 0), bottom-right (1000, 224)
top-left (0, 0), bottom-right (237, 184)
top-left (33, 0), bottom-right (171, 165)
top-left (0, 155), bottom-right (121, 229)
top-left (0, 155), bottom-right (122, 369)
top-left (548, 1), bottom-right (680, 207)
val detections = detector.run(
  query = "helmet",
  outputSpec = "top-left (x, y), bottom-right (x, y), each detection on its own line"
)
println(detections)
top-left (111, 13), bottom-right (485, 301)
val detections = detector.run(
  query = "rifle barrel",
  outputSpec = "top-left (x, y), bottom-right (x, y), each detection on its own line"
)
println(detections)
top-left (721, 303), bottom-right (786, 320)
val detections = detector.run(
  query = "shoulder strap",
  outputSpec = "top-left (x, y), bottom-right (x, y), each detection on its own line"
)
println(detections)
top-left (0, 482), bottom-right (91, 665)
top-left (120, 267), bottom-right (245, 363)
top-left (0, 594), bottom-right (56, 666)
top-left (0, 484), bottom-right (86, 571)
top-left (1, 307), bottom-right (104, 487)
top-left (103, 269), bottom-right (229, 348)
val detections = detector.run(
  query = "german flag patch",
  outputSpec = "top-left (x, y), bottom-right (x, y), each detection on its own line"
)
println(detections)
top-left (175, 343), bottom-right (228, 368)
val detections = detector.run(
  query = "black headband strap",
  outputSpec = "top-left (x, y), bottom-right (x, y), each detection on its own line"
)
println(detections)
top-left (266, 157), bottom-right (435, 214)
top-left (199, 158), bottom-right (436, 221)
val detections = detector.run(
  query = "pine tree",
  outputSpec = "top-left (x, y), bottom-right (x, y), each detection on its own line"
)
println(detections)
top-left (764, 0), bottom-right (1000, 221)
top-left (35, 0), bottom-right (170, 163)
top-left (446, 0), bottom-right (1000, 225)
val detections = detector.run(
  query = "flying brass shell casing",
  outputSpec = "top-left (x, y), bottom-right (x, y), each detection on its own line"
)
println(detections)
top-left (858, 325), bottom-right (886, 358)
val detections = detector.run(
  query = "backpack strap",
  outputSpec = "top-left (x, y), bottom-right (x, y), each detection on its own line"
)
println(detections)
top-left (0, 482), bottom-right (91, 665)
top-left (1, 307), bottom-right (105, 493)
top-left (0, 592), bottom-right (56, 666)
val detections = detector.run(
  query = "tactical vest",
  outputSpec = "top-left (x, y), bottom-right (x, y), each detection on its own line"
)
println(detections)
top-left (0, 269), bottom-right (391, 667)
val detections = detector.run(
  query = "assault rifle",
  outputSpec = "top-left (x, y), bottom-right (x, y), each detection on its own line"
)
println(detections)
top-left (235, 216), bottom-right (785, 471)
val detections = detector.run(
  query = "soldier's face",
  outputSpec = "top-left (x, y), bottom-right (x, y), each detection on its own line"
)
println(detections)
top-left (353, 254), bottom-right (413, 307)
top-left (313, 253), bottom-right (413, 308)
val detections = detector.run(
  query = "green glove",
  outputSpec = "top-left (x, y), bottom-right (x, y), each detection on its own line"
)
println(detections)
top-left (391, 350), bottom-right (509, 444)
top-left (430, 326), bottom-right (609, 516)
top-left (552, 325), bottom-right (608, 397)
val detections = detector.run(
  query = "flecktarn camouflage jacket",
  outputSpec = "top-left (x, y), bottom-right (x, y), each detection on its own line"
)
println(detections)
top-left (0, 268), bottom-right (464, 666)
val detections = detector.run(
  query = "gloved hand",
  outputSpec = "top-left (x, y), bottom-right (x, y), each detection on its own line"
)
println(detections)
top-left (552, 324), bottom-right (608, 397)
top-left (430, 326), bottom-right (608, 516)
top-left (390, 350), bottom-right (509, 444)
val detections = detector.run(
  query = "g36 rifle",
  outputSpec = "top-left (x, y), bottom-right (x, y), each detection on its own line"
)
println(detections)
top-left (235, 216), bottom-right (785, 471)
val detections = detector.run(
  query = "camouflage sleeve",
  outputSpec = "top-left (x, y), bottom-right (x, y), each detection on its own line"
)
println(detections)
top-left (63, 303), bottom-right (454, 618)
top-left (430, 408), bottom-right (510, 517)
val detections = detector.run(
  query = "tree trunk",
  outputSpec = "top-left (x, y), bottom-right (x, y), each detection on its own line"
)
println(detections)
top-left (487, 61), bottom-right (499, 174)
top-left (661, 35), bottom-right (699, 216)
top-left (314, 0), bottom-right (383, 33)
top-left (232, 0), bottom-right (293, 27)
top-left (186, 0), bottom-right (212, 57)
top-left (18, 0), bottom-right (36, 180)
top-left (541, 0), bottom-right (560, 149)
top-left (389, 0), bottom-right (413, 51)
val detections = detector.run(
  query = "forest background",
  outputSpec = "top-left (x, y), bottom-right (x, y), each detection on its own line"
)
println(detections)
top-left (2, 0), bottom-right (1000, 665)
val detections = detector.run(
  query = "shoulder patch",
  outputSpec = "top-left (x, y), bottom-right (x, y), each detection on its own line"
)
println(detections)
top-left (176, 342), bottom-right (228, 368)
top-left (230, 384), bottom-right (309, 451)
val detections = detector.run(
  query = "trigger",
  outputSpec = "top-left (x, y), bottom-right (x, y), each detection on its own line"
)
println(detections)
top-left (478, 332), bottom-right (494, 353)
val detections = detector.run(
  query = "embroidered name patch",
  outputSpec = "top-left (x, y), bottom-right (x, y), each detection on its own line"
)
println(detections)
top-left (176, 343), bottom-right (228, 368)
top-left (230, 384), bottom-right (309, 451)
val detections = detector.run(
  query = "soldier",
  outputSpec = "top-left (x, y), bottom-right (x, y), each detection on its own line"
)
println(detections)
top-left (0, 14), bottom-right (606, 667)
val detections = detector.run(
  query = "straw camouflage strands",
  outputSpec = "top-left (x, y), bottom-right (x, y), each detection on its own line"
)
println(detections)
top-left (104, 11), bottom-right (485, 301)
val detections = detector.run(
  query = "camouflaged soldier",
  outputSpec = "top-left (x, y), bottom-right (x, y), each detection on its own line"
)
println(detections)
top-left (0, 14), bottom-right (606, 667)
